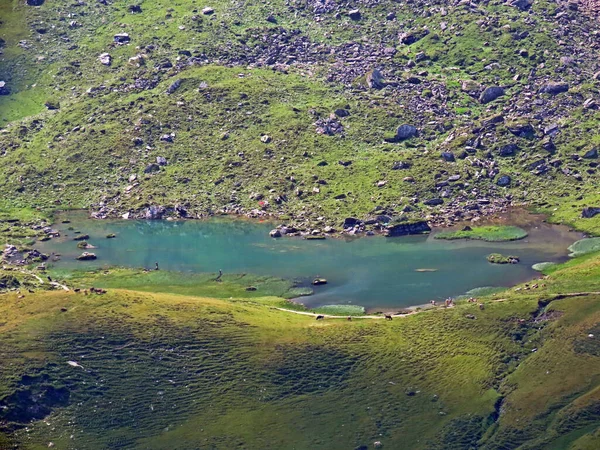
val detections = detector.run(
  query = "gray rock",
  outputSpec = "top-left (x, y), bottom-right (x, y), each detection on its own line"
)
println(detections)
top-left (343, 217), bottom-right (361, 227)
top-left (348, 9), bottom-right (361, 20)
top-left (582, 207), bottom-right (600, 218)
top-left (144, 163), bottom-right (160, 173)
top-left (497, 175), bottom-right (512, 186)
top-left (0, 81), bottom-right (9, 96)
top-left (540, 82), bottom-right (569, 95)
top-left (510, 0), bottom-right (533, 11)
top-left (396, 124), bottom-right (418, 140)
top-left (202, 6), bottom-right (214, 15)
top-left (424, 198), bottom-right (444, 206)
top-left (269, 229), bottom-right (282, 238)
top-left (441, 151), bottom-right (455, 162)
top-left (385, 220), bottom-right (431, 237)
top-left (114, 33), bottom-right (131, 44)
top-left (145, 206), bottom-right (165, 220)
top-left (366, 69), bottom-right (385, 89)
top-left (479, 86), bottom-right (505, 104)
top-left (583, 148), bottom-right (598, 159)
top-left (156, 156), bottom-right (167, 166)
top-left (507, 122), bottom-right (535, 138)
top-left (166, 79), bottom-right (182, 94)
top-left (98, 53), bottom-right (111, 66)
top-left (392, 161), bottom-right (411, 170)
top-left (498, 143), bottom-right (520, 157)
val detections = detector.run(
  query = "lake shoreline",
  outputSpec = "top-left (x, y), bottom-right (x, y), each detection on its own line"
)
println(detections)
top-left (32, 210), bottom-right (583, 311)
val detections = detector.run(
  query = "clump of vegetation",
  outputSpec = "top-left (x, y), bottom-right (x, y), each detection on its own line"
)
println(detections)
top-left (568, 238), bottom-right (600, 257)
top-left (532, 262), bottom-right (557, 272)
top-left (487, 253), bottom-right (520, 264)
top-left (435, 226), bottom-right (528, 242)
top-left (312, 304), bottom-right (365, 316)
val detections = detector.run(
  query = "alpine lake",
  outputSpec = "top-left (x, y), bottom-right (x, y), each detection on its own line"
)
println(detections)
top-left (37, 210), bottom-right (582, 311)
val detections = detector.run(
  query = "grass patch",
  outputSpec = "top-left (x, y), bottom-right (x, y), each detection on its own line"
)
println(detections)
top-left (568, 238), bottom-right (600, 257)
top-left (434, 226), bottom-right (528, 242)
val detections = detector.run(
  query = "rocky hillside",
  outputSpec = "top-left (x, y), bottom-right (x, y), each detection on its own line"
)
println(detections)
top-left (1, 0), bottom-right (599, 233)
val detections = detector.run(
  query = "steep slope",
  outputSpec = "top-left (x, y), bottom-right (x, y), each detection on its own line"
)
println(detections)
top-left (0, 0), bottom-right (599, 233)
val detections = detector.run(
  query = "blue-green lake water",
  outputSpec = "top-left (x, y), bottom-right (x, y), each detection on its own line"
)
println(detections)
top-left (39, 213), bottom-right (580, 309)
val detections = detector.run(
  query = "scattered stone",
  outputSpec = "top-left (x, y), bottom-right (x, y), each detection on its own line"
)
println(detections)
top-left (0, 81), bottom-right (9, 96)
top-left (269, 229), bottom-right (282, 238)
top-left (202, 6), bottom-right (214, 15)
top-left (145, 205), bottom-right (165, 220)
top-left (313, 278), bottom-right (327, 285)
top-left (26, 0), bottom-right (44, 5)
top-left (497, 175), bottom-right (512, 187)
top-left (424, 198), bottom-right (444, 206)
top-left (498, 143), bottom-right (520, 157)
top-left (441, 151), bottom-right (455, 162)
top-left (166, 79), bottom-right (182, 94)
top-left (396, 124), bottom-right (418, 140)
top-left (366, 69), bottom-right (385, 89)
top-left (261, 135), bottom-right (272, 143)
top-left (156, 156), bottom-right (167, 166)
top-left (98, 53), bottom-right (111, 66)
top-left (144, 163), bottom-right (160, 173)
top-left (510, 0), bottom-right (533, 11)
top-left (583, 148), bottom-right (598, 159)
top-left (540, 82), bottom-right (569, 95)
top-left (128, 4), bottom-right (142, 13)
top-left (348, 9), bottom-right (361, 20)
top-left (114, 33), bottom-right (131, 44)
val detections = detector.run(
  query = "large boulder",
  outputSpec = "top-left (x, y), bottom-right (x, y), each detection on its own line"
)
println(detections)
top-left (498, 143), bottom-right (520, 157)
top-left (396, 124), bottom-right (418, 140)
top-left (0, 81), bottom-right (9, 96)
top-left (98, 53), bottom-right (111, 66)
top-left (145, 206), bottom-right (165, 220)
top-left (385, 220), bottom-right (431, 237)
top-left (496, 175), bottom-right (512, 187)
top-left (114, 33), bottom-right (131, 44)
top-left (441, 151), bottom-right (455, 162)
top-left (540, 82), bottom-right (569, 95)
top-left (479, 86), bottom-right (505, 104)
top-left (366, 69), bottom-right (385, 89)
top-left (343, 217), bottom-right (361, 228)
top-left (26, 0), bottom-right (45, 5)
top-left (510, 0), bottom-right (533, 10)
top-left (76, 252), bottom-right (97, 261)
top-left (424, 198), bottom-right (444, 206)
top-left (583, 148), bottom-right (598, 159)
top-left (582, 207), bottom-right (600, 218)
top-left (507, 122), bottom-right (535, 138)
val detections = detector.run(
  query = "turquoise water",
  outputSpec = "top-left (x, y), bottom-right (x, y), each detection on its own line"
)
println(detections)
top-left (39, 213), bottom-right (579, 309)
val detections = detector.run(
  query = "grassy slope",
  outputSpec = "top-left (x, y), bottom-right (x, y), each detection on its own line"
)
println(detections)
top-left (0, 0), bottom-right (599, 231)
top-left (0, 255), bottom-right (598, 448)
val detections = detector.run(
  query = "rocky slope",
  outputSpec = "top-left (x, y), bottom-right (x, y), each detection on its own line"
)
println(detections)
top-left (0, 0), bottom-right (599, 234)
